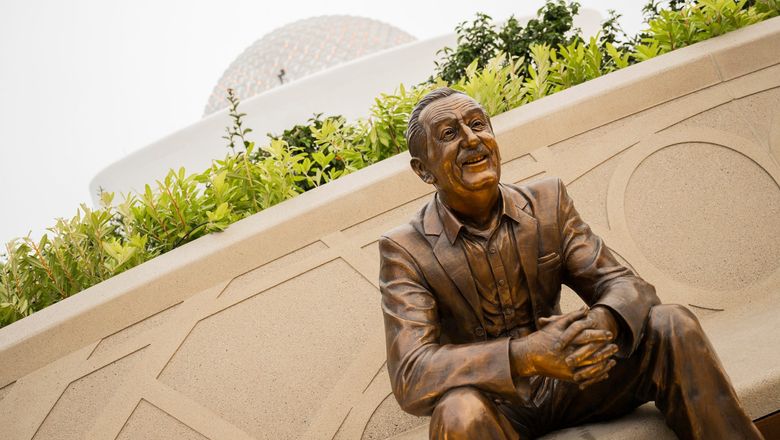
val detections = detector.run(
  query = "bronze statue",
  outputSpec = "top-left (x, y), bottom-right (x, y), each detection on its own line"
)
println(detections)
top-left (378, 88), bottom-right (763, 439)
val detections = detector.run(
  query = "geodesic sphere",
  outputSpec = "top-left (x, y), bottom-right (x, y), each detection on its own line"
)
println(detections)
top-left (203, 15), bottom-right (415, 116)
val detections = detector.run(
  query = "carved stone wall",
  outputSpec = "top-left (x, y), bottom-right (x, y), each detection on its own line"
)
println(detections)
top-left (2, 17), bottom-right (779, 440)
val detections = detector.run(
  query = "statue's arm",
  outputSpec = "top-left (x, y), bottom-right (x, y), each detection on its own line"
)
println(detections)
top-left (379, 236), bottom-right (518, 416)
top-left (556, 178), bottom-right (660, 356)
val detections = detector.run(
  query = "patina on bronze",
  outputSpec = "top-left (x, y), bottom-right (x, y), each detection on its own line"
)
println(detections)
top-left (378, 88), bottom-right (763, 439)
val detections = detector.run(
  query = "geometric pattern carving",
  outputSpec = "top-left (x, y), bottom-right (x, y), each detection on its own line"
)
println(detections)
top-left (361, 392), bottom-right (427, 440)
top-left (159, 259), bottom-right (381, 439)
top-left (771, 98), bottom-right (780, 163)
top-left (672, 101), bottom-right (757, 141)
top-left (732, 87), bottom-right (780, 148)
top-left (89, 303), bottom-right (181, 360)
top-left (117, 400), bottom-right (208, 440)
top-left (32, 349), bottom-right (147, 440)
top-left (219, 240), bottom-right (329, 299)
top-left (0, 381), bottom-right (15, 403)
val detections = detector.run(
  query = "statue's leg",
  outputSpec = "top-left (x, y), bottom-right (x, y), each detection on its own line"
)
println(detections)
top-left (533, 304), bottom-right (762, 440)
top-left (429, 386), bottom-right (521, 440)
top-left (637, 304), bottom-right (762, 439)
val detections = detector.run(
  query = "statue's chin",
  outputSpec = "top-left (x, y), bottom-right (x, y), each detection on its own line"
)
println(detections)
top-left (460, 171), bottom-right (499, 192)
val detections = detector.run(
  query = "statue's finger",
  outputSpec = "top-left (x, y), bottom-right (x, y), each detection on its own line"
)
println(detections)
top-left (571, 343), bottom-right (618, 367)
top-left (565, 341), bottom-right (603, 367)
top-left (571, 329), bottom-right (613, 345)
top-left (578, 372), bottom-right (610, 390)
top-left (573, 358), bottom-right (616, 383)
top-left (557, 318), bottom-right (595, 349)
top-left (540, 307), bottom-right (588, 328)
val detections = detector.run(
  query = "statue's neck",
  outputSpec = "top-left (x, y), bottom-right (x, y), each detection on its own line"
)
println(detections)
top-left (439, 187), bottom-right (501, 230)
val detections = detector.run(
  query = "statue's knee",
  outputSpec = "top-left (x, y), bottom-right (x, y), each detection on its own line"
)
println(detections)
top-left (649, 304), bottom-right (702, 339)
top-left (431, 387), bottom-right (494, 433)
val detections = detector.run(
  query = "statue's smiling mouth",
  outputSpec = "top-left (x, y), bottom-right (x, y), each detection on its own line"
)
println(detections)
top-left (462, 154), bottom-right (488, 166)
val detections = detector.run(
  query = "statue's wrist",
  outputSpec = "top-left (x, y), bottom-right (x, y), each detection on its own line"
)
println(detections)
top-left (510, 338), bottom-right (536, 378)
top-left (591, 305), bottom-right (619, 339)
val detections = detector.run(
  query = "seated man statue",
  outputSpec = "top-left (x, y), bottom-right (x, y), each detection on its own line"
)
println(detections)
top-left (378, 87), bottom-right (763, 439)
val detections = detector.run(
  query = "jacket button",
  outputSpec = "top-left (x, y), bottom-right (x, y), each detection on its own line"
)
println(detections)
top-left (474, 326), bottom-right (485, 337)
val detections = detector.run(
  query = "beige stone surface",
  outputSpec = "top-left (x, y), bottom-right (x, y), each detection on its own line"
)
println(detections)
top-left (772, 110), bottom-right (780, 163)
top-left (361, 241), bottom-right (380, 262)
top-left (117, 399), bottom-right (209, 440)
top-left (734, 89), bottom-right (780, 146)
top-left (219, 240), bottom-right (329, 299)
top-left (159, 259), bottom-right (381, 439)
top-left (32, 349), bottom-right (146, 440)
top-left (89, 302), bottom-right (181, 360)
top-left (625, 142), bottom-right (780, 291)
top-left (342, 195), bottom-right (431, 241)
top-left (566, 151), bottom-right (627, 229)
top-left (1, 18), bottom-right (780, 440)
top-left (360, 393), bottom-right (427, 440)
top-left (0, 380), bottom-right (15, 402)
top-left (500, 153), bottom-right (537, 178)
top-left (670, 101), bottom-right (759, 142)
top-left (557, 286), bottom-right (585, 314)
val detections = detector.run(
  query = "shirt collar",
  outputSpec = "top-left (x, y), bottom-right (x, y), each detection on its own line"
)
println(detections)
top-left (436, 184), bottom-right (523, 244)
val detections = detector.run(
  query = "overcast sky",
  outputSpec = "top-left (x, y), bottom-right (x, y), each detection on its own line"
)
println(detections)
top-left (0, 0), bottom-right (648, 242)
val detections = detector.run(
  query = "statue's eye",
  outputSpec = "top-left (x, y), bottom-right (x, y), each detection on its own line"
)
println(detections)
top-left (471, 119), bottom-right (485, 130)
top-left (441, 127), bottom-right (456, 141)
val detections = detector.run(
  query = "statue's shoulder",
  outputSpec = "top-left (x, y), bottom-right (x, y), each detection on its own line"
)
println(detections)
top-left (502, 176), bottom-right (563, 209)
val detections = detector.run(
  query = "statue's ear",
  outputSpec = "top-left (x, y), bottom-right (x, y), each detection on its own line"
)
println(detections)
top-left (410, 157), bottom-right (435, 184)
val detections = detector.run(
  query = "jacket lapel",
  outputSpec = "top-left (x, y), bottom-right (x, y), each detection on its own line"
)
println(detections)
top-left (503, 189), bottom-right (539, 317)
top-left (433, 233), bottom-right (484, 325)
top-left (423, 198), bottom-right (484, 325)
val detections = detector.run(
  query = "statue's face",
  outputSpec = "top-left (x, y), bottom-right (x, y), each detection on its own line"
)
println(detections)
top-left (418, 94), bottom-right (501, 200)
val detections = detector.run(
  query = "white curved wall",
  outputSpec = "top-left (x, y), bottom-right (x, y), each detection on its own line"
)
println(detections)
top-left (88, 34), bottom-right (454, 204)
top-left (88, 10), bottom-right (603, 205)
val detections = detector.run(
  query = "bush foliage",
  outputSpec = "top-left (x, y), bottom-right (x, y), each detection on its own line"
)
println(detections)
top-left (1, 0), bottom-right (778, 327)
top-left (434, 1), bottom-right (583, 84)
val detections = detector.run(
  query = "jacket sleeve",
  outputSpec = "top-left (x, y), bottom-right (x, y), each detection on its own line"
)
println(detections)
top-left (556, 178), bottom-right (660, 356)
top-left (379, 235), bottom-right (518, 416)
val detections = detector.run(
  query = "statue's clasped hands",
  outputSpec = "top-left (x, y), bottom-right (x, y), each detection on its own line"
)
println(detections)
top-left (511, 307), bottom-right (620, 389)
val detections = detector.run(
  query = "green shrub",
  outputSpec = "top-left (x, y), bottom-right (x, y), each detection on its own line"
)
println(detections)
top-left (634, 0), bottom-right (776, 58)
top-left (434, 1), bottom-right (582, 83)
top-left (265, 113), bottom-right (350, 191)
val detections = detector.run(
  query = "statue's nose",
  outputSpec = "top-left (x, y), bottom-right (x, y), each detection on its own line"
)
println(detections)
top-left (460, 124), bottom-right (480, 148)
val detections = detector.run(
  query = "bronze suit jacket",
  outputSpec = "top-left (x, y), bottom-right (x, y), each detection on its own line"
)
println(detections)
top-left (379, 177), bottom-right (660, 416)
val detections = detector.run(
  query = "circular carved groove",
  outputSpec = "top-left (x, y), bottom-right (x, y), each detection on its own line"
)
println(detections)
top-left (770, 110), bottom-right (780, 164)
top-left (625, 142), bottom-right (780, 291)
top-left (362, 392), bottom-right (427, 439)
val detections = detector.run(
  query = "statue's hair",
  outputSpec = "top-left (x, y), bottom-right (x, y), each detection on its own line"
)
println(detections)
top-left (406, 87), bottom-right (465, 160)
